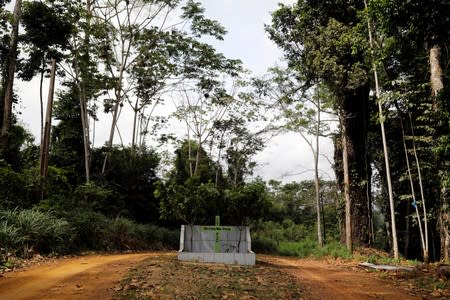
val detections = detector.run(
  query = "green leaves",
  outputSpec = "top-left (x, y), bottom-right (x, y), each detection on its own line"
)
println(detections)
top-left (268, 1), bottom-right (370, 96)
top-left (181, 0), bottom-right (226, 40)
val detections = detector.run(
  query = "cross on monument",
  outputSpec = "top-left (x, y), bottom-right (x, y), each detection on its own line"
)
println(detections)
top-left (214, 215), bottom-right (220, 252)
top-left (201, 216), bottom-right (231, 253)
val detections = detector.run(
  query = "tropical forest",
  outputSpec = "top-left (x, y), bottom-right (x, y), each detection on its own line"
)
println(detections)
top-left (0, 0), bottom-right (449, 299)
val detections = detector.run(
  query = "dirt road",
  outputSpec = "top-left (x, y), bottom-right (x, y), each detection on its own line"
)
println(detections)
top-left (261, 255), bottom-right (421, 300)
top-left (0, 253), bottom-right (425, 299)
top-left (0, 253), bottom-right (153, 300)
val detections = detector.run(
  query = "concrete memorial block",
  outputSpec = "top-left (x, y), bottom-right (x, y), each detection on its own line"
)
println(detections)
top-left (177, 216), bottom-right (256, 265)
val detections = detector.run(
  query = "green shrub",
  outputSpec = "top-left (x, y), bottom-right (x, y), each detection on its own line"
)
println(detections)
top-left (278, 239), bottom-right (318, 257)
top-left (152, 226), bottom-right (179, 250)
top-left (107, 217), bottom-right (140, 250)
top-left (67, 210), bottom-right (110, 251)
top-left (252, 238), bottom-right (278, 254)
top-left (0, 209), bottom-right (71, 256)
top-left (317, 241), bottom-right (352, 259)
top-left (0, 208), bottom-right (180, 256)
top-left (0, 221), bottom-right (24, 264)
top-left (140, 225), bottom-right (179, 250)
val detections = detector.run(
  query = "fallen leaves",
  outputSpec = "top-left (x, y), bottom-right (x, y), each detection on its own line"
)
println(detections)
top-left (114, 254), bottom-right (305, 299)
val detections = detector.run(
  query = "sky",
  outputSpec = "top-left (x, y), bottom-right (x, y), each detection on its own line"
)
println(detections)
top-left (15, 0), bottom-right (335, 183)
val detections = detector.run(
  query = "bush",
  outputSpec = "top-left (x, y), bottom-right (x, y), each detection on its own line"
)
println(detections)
top-left (318, 241), bottom-right (352, 259)
top-left (69, 211), bottom-right (179, 252)
top-left (0, 209), bottom-right (71, 256)
top-left (68, 210), bottom-right (110, 251)
top-left (251, 238), bottom-right (278, 254)
top-left (0, 208), bottom-right (180, 259)
top-left (278, 239), bottom-right (317, 257)
top-left (107, 217), bottom-right (141, 250)
top-left (0, 221), bottom-right (24, 263)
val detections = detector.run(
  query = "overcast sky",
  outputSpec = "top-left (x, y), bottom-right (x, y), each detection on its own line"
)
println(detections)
top-left (15, 0), bottom-right (335, 183)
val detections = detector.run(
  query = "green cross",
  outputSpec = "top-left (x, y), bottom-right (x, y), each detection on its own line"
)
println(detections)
top-left (201, 216), bottom-right (232, 253)
top-left (215, 216), bottom-right (220, 252)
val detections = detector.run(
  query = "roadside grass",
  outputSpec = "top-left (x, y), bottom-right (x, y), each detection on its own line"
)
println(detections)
top-left (276, 239), bottom-right (352, 259)
top-left (114, 254), bottom-right (306, 300)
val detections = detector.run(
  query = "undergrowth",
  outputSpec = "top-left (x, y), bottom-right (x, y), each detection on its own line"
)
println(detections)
top-left (0, 208), bottom-right (179, 269)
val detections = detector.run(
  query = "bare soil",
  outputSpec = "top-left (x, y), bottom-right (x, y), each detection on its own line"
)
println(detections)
top-left (0, 253), bottom-right (153, 300)
top-left (0, 252), bottom-right (448, 299)
top-left (260, 255), bottom-right (424, 300)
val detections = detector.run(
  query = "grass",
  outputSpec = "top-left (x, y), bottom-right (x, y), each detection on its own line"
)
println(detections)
top-left (114, 254), bottom-right (306, 299)
top-left (277, 239), bottom-right (352, 259)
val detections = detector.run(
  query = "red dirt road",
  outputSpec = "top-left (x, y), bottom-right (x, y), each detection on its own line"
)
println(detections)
top-left (260, 255), bottom-right (422, 300)
top-left (0, 253), bottom-right (153, 300)
top-left (0, 252), bottom-right (426, 299)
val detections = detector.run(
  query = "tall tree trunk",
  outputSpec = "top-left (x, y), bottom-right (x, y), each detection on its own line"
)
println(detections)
top-left (395, 102), bottom-right (427, 261)
top-left (342, 117), bottom-right (352, 252)
top-left (364, 0), bottom-right (398, 257)
top-left (79, 89), bottom-right (90, 182)
top-left (215, 130), bottom-right (226, 187)
top-left (40, 67), bottom-right (44, 144)
top-left (333, 134), bottom-right (346, 244)
top-left (39, 58), bottom-right (57, 199)
top-left (408, 111), bottom-right (429, 261)
top-left (429, 45), bottom-right (448, 261)
top-left (375, 69), bottom-right (398, 257)
top-left (342, 86), bottom-right (371, 247)
top-left (102, 88), bottom-right (121, 174)
top-left (314, 92), bottom-right (323, 247)
top-left (130, 99), bottom-right (139, 160)
top-left (194, 137), bottom-right (201, 176)
top-left (73, 50), bottom-right (91, 183)
top-left (1, 0), bottom-right (22, 145)
top-left (187, 128), bottom-right (193, 177)
top-left (404, 203), bottom-right (411, 257)
top-left (430, 43), bottom-right (449, 262)
top-left (79, 0), bottom-right (93, 183)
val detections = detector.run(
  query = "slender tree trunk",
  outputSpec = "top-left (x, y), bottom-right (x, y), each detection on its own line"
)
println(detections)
top-left (39, 58), bottom-right (57, 199)
top-left (342, 119), bottom-right (352, 253)
top-left (40, 68), bottom-right (44, 143)
top-left (131, 100), bottom-right (139, 160)
top-left (79, 89), bottom-right (90, 182)
top-left (395, 103), bottom-right (427, 260)
top-left (333, 135), bottom-right (346, 243)
top-left (410, 116), bottom-right (429, 262)
top-left (187, 128), bottom-right (193, 177)
top-left (215, 131), bottom-right (226, 187)
top-left (364, 0), bottom-right (398, 258)
top-left (314, 150), bottom-right (322, 247)
top-left (73, 47), bottom-right (91, 183)
top-left (102, 89), bottom-right (121, 174)
top-left (1, 0), bottom-right (22, 144)
top-left (194, 137), bottom-right (201, 175)
top-left (375, 64), bottom-right (399, 259)
top-left (79, 0), bottom-right (93, 183)
top-left (405, 204), bottom-right (410, 257)
top-left (314, 92), bottom-right (323, 247)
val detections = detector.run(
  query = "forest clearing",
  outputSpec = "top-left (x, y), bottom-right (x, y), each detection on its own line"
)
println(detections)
top-left (1, 0), bottom-right (450, 299)
top-left (1, 251), bottom-right (447, 299)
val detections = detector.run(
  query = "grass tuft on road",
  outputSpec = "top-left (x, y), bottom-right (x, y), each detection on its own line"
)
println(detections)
top-left (114, 254), bottom-right (305, 299)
